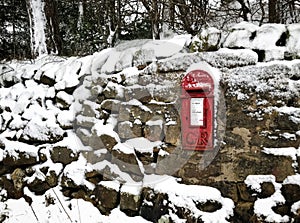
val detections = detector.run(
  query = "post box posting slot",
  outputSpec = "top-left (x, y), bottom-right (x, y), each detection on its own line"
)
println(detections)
top-left (181, 70), bottom-right (214, 151)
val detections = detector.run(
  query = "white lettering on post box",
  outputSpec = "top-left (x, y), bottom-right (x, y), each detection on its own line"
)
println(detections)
top-left (190, 98), bottom-right (204, 126)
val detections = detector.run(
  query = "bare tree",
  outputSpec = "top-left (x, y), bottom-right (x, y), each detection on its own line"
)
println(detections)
top-left (269, 0), bottom-right (279, 22)
top-left (44, 0), bottom-right (62, 54)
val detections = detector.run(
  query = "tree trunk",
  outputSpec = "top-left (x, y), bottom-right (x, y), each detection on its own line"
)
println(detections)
top-left (44, 0), bottom-right (62, 54)
top-left (269, 0), bottom-right (279, 23)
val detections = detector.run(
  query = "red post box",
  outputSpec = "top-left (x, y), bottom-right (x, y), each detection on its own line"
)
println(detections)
top-left (181, 69), bottom-right (214, 150)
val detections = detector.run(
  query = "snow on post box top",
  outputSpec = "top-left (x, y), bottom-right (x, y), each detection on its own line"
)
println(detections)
top-left (181, 69), bottom-right (214, 96)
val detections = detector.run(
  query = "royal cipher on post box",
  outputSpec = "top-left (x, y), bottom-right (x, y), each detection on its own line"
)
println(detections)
top-left (181, 69), bottom-right (214, 151)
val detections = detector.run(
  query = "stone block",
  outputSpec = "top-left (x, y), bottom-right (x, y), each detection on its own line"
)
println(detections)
top-left (118, 104), bottom-right (152, 123)
top-left (100, 99), bottom-right (121, 113)
top-left (111, 149), bottom-right (143, 182)
top-left (281, 184), bottom-right (300, 204)
top-left (94, 181), bottom-right (120, 214)
top-left (120, 185), bottom-right (142, 216)
top-left (140, 188), bottom-right (169, 222)
top-left (50, 146), bottom-right (79, 165)
top-left (102, 82), bottom-right (124, 99)
top-left (124, 87), bottom-right (152, 103)
top-left (164, 123), bottom-right (180, 145)
top-left (237, 183), bottom-right (256, 202)
top-left (234, 202), bottom-right (255, 223)
top-left (118, 121), bottom-right (142, 139)
top-left (144, 117), bottom-right (164, 142)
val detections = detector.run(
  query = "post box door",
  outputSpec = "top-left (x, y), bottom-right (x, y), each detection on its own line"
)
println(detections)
top-left (181, 70), bottom-right (214, 151)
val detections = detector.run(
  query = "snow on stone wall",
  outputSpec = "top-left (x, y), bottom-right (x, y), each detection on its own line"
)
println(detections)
top-left (0, 24), bottom-right (300, 223)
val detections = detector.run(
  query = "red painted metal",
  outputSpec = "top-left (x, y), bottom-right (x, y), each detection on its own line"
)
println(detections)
top-left (181, 70), bottom-right (214, 150)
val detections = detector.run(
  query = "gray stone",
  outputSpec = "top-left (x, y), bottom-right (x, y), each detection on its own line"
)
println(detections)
top-left (111, 149), bottom-right (143, 182)
top-left (102, 82), bottom-right (124, 99)
top-left (118, 121), bottom-right (142, 139)
top-left (118, 104), bottom-right (152, 123)
top-left (144, 116), bottom-right (164, 142)
top-left (124, 87), bottom-right (152, 103)
top-left (190, 27), bottom-right (221, 52)
top-left (133, 48), bottom-right (156, 69)
top-left (287, 24), bottom-right (300, 58)
top-left (100, 99), bottom-right (121, 113)
top-left (55, 91), bottom-right (74, 109)
top-left (20, 121), bottom-right (64, 144)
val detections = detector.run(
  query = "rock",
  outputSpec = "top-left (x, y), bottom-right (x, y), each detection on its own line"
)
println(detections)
top-left (118, 103), bottom-right (152, 123)
top-left (264, 48), bottom-right (285, 62)
top-left (3, 151), bottom-right (38, 167)
top-left (83, 148), bottom-right (111, 165)
top-left (50, 146), bottom-right (79, 165)
top-left (120, 184), bottom-right (142, 216)
top-left (281, 184), bottom-right (300, 204)
top-left (102, 82), bottom-right (124, 99)
top-left (252, 24), bottom-right (286, 50)
top-left (21, 120), bottom-right (64, 144)
top-left (286, 24), bottom-right (300, 58)
top-left (85, 170), bottom-right (103, 185)
top-left (56, 91), bottom-right (74, 109)
top-left (94, 181), bottom-right (120, 215)
top-left (190, 27), bottom-right (221, 52)
top-left (223, 22), bottom-right (258, 49)
top-left (81, 101), bottom-right (98, 117)
top-left (195, 200), bottom-right (222, 212)
top-left (211, 181), bottom-right (239, 203)
top-left (259, 182), bottom-right (275, 198)
top-left (0, 71), bottom-right (20, 87)
top-left (234, 152), bottom-right (295, 182)
top-left (27, 170), bottom-right (58, 195)
top-left (204, 48), bottom-right (258, 68)
top-left (144, 117), bottom-right (164, 142)
top-left (11, 168), bottom-right (26, 191)
top-left (237, 183), bottom-right (256, 202)
top-left (100, 99), bottom-right (121, 113)
top-left (61, 175), bottom-right (79, 189)
top-left (150, 85), bottom-right (179, 103)
top-left (111, 146), bottom-right (143, 182)
top-left (124, 86), bottom-right (152, 103)
top-left (157, 48), bottom-right (257, 72)
top-left (57, 110), bottom-right (74, 129)
top-left (84, 121), bottom-right (119, 151)
top-left (40, 73), bottom-right (56, 86)
top-left (75, 128), bottom-right (91, 145)
top-left (164, 123), bottom-right (180, 145)
top-left (234, 202), bottom-right (255, 223)
top-left (100, 134), bottom-right (118, 151)
top-left (0, 176), bottom-right (24, 199)
top-left (133, 48), bottom-right (156, 69)
top-left (0, 139), bottom-right (5, 149)
top-left (118, 121), bottom-right (142, 139)
top-left (75, 115), bottom-right (96, 129)
top-left (140, 188), bottom-right (169, 222)
top-left (272, 203), bottom-right (291, 217)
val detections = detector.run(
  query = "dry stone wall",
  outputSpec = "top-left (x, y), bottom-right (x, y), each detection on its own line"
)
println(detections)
top-left (0, 23), bottom-right (300, 222)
